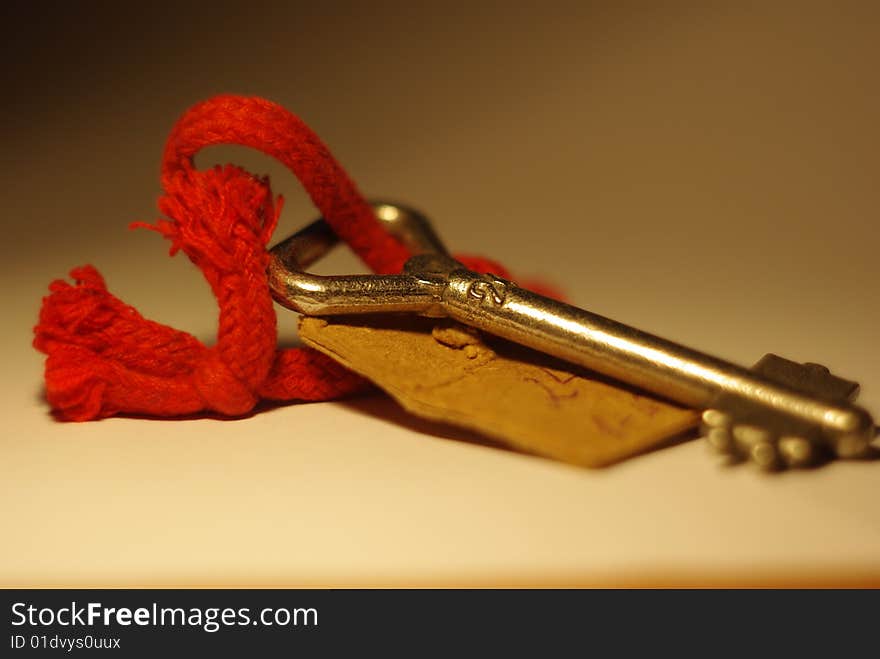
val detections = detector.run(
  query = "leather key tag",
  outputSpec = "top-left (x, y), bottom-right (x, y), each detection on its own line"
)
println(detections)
top-left (298, 316), bottom-right (698, 467)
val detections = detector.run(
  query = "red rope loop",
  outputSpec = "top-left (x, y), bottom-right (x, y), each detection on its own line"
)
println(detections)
top-left (32, 94), bottom-right (549, 422)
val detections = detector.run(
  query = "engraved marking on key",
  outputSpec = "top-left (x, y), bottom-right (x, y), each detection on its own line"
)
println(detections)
top-left (268, 202), bottom-right (876, 470)
top-left (467, 275), bottom-right (507, 306)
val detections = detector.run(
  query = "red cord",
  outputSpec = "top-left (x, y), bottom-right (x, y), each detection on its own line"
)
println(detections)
top-left (32, 94), bottom-right (556, 422)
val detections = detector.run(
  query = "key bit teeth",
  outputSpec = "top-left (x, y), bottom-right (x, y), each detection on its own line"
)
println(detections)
top-left (702, 409), bottom-right (731, 429)
top-left (750, 441), bottom-right (779, 471)
top-left (726, 424), bottom-right (780, 470)
top-left (778, 436), bottom-right (813, 468)
top-left (732, 425), bottom-right (771, 448)
top-left (702, 409), bottom-right (742, 459)
top-left (705, 427), bottom-right (733, 453)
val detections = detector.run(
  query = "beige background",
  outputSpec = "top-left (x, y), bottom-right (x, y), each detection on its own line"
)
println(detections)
top-left (1, 1), bottom-right (879, 586)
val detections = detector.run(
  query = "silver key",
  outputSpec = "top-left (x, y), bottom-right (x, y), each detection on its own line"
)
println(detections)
top-left (268, 203), bottom-right (876, 470)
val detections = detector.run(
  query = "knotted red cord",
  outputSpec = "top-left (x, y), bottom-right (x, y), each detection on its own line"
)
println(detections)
top-left (33, 94), bottom-right (540, 422)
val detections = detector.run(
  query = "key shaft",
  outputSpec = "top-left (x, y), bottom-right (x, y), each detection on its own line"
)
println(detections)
top-left (439, 267), bottom-right (873, 449)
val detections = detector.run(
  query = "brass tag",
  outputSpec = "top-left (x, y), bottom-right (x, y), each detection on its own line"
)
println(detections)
top-left (299, 316), bottom-right (698, 467)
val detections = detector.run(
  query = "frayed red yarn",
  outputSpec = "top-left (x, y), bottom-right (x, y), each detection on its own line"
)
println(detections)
top-left (33, 94), bottom-right (560, 421)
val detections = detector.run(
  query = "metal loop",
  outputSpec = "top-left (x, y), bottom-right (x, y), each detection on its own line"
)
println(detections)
top-left (267, 201), bottom-right (453, 316)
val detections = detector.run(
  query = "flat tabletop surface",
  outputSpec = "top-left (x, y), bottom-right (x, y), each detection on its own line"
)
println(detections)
top-left (2, 3), bottom-right (878, 586)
